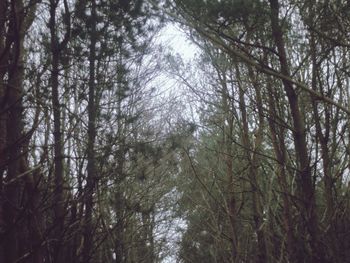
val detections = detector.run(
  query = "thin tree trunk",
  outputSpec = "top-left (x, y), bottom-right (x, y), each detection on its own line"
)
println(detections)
top-left (0, 2), bottom-right (8, 259)
top-left (308, 11), bottom-right (336, 260)
top-left (0, 0), bottom-right (8, 183)
top-left (215, 62), bottom-right (238, 262)
top-left (49, 0), bottom-right (66, 260)
top-left (82, 0), bottom-right (97, 261)
top-left (266, 75), bottom-right (298, 262)
top-left (236, 64), bottom-right (267, 263)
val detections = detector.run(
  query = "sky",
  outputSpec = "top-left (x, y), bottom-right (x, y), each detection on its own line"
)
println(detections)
top-left (157, 23), bottom-right (199, 62)
top-left (154, 23), bottom-right (198, 263)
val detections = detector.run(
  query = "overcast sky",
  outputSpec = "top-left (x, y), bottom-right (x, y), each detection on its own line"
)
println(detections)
top-left (158, 23), bottom-right (199, 62)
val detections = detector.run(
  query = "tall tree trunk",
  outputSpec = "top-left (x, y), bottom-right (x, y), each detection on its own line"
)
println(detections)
top-left (3, 10), bottom-right (25, 262)
top-left (214, 59), bottom-right (238, 262)
top-left (308, 11), bottom-right (336, 260)
top-left (236, 64), bottom-right (267, 263)
top-left (0, 0), bottom-right (8, 184)
top-left (82, 0), bottom-right (97, 261)
top-left (268, 0), bottom-right (324, 261)
top-left (49, 0), bottom-right (70, 260)
top-left (0, 2), bottom-right (8, 259)
top-left (266, 74), bottom-right (298, 262)
top-left (2, 0), bottom-right (37, 261)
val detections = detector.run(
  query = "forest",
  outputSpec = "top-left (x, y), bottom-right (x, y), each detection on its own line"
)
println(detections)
top-left (1, 0), bottom-right (350, 262)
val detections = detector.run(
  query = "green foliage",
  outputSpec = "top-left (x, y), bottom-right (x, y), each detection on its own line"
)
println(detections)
top-left (174, 0), bottom-right (269, 27)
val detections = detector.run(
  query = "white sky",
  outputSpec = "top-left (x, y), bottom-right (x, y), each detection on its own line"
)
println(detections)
top-left (157, 23), bottom-right (199, 62)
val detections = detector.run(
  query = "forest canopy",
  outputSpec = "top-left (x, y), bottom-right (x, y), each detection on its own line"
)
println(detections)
top-left (0, 0), bottom-right (350, 262)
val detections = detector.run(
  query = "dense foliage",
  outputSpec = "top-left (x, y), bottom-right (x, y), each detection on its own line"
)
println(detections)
top-left (1, 0), bottom-right (350, 263)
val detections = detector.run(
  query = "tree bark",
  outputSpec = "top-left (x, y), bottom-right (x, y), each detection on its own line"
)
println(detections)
top-left (2, 0), bottom-right (38, 262)
top-left (266, 72), bottom-right (298, 262)
top-left (268, 0), bottom-right (324, 261)
top-left (49, 0), bottom-right (70, 260)
top-left (0, 2), bottom-right (8, 259)
top-left (82, 0), bottom-right (97, 261)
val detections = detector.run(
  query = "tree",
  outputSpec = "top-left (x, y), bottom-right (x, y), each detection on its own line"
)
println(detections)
top-left (0, 1), bottom-right (42, 262)
top-left (167, 0), bottom-right (350, 261)
top-left (2, 0), bottom-right (350, 262)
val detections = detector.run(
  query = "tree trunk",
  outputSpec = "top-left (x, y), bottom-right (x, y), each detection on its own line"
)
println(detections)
top-left (236, 64), bottom-right (267, 263)
top-left (2, 0), bottom-right (37, 262)
top-left (0, 2), bottom-right (8, 259)
top-left (49, 0), bottom-right (66, 261)
top-left (268, 0), bottom-right (324, 261)
top-left (266, 73), bottom-right (298, 262)
top-left (82, 0), bottom-right (97, 261)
